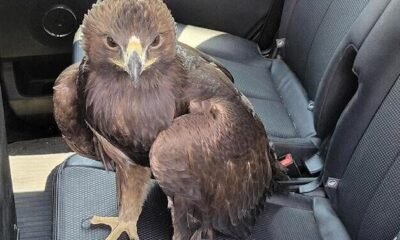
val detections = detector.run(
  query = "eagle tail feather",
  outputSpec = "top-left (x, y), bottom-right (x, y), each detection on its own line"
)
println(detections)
top-left (190, 227), bottom-right (214, 240)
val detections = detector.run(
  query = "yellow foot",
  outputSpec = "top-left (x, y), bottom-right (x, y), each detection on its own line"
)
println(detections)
top-left (91, 216), bottom-right (139, 240)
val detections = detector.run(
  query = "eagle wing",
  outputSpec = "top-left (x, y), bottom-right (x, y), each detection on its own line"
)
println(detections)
top-left (53, 63), bottom-right (96, 159)
top-left (177, 42), bottom-right (234, 83)
top-left (150, 60), bottom-right (272, 238)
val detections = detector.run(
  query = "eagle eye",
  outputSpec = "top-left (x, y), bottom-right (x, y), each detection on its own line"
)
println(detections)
top-left (106, 36), bottom-right (118, 49)
top-left (150, 35), bottom-right (161, 48)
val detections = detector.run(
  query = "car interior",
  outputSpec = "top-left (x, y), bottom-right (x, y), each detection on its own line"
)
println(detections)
top-left (1, 0), bottom-right (400, 239)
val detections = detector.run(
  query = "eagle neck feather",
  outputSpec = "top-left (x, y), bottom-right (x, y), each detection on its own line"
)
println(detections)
top-left (79, 57), bottom-right (186, 167)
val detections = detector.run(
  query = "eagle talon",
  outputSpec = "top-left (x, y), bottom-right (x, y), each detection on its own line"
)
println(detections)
top-left (91, 216), bottom-right (139, 240)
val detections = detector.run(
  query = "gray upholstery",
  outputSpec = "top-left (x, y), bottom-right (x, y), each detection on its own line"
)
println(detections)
top-left (175, 24), bottom-right (261, 61)
top-left (322, 0), bottom-right (400, 238)
top-left (312, 0), bottom-right (392, 139)
top-left (283, 0), bottom-right (370, 99)
top-left (215, 56), bottom-right (319, 159)
top-left (53, 155), bottom-right (349, 240)
top-left (53, 156), bottom-right (172, 240)
top-left (251, 194), bottom-right (350, 240)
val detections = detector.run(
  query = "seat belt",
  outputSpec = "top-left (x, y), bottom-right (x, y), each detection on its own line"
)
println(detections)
top-left (257, 0), bottom-right (285, 50)
top-left (270, 0), bottom-right (299, 58)
top-left (298, 134), bottom-right (332, 193)
top-left (298, 167), bottom-right (324, 193)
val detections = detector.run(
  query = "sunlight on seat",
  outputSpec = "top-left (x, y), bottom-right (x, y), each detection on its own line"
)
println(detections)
top-left (178, 25), bottom-right (225, 48)
top-left (8, 137), bottom-right (73, 193)
top-left (10, 153), bottom-right (73, 193)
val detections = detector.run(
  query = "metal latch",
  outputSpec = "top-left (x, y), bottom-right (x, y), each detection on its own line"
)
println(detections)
top-left (307, 100), bottom-right (315, 112)
top-left (271, 38), bottom-right (286, 58)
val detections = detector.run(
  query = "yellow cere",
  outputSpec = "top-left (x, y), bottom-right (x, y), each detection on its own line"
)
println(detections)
top-left (111, 59), bottom-right (125, 69)
top-left (114, 36), bottom-right (158, 70)
top-left (144, 58), bottom-right (157, 69)
top-left (126, 36), bottom-right (143, 56)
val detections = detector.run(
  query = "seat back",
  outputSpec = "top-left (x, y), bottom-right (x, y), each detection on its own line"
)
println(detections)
top-left (282, 0), bottom-right (369, 99)
top-left (281, 0), bottom-right (392, 139)
top-left (323, 0), bottom-right (400, 239)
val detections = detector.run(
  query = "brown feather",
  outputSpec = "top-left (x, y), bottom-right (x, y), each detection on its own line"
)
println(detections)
top-left (151, 98), bottom-right (272, 239)
top-left (177, 42), bottom-right (234, 83)
top-left (53, 63), bottom-right (96, 159)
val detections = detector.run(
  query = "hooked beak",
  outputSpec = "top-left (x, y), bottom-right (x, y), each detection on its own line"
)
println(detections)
top-left (124, 37), bottom-right (144, 86)
top-left (126, 52), bottom-right (143, 86)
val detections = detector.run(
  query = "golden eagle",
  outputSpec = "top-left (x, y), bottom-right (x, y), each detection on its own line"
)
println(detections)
top-left (53, 0), bottom-right (283, 239)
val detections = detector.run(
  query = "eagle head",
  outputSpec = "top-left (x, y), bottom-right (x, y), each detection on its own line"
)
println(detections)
top-left (81, 0), bottom-right (177, 86)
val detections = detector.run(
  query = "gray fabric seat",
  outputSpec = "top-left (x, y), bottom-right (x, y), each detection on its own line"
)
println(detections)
top-left (217, 57), bottom-right (318, 159)
top-left (52, 156), bottom-right (173, 240)
top-left (52, 155), bottom-right (349, 240)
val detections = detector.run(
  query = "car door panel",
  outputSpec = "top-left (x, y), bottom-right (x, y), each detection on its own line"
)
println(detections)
top-left (0, 85), bottom-right (17, 240)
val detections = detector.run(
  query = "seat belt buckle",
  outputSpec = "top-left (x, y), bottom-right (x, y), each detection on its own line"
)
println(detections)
top-left (279, 153), bottom-right (301, 177)
top-left (279, 153), bottom-right (293, 167)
